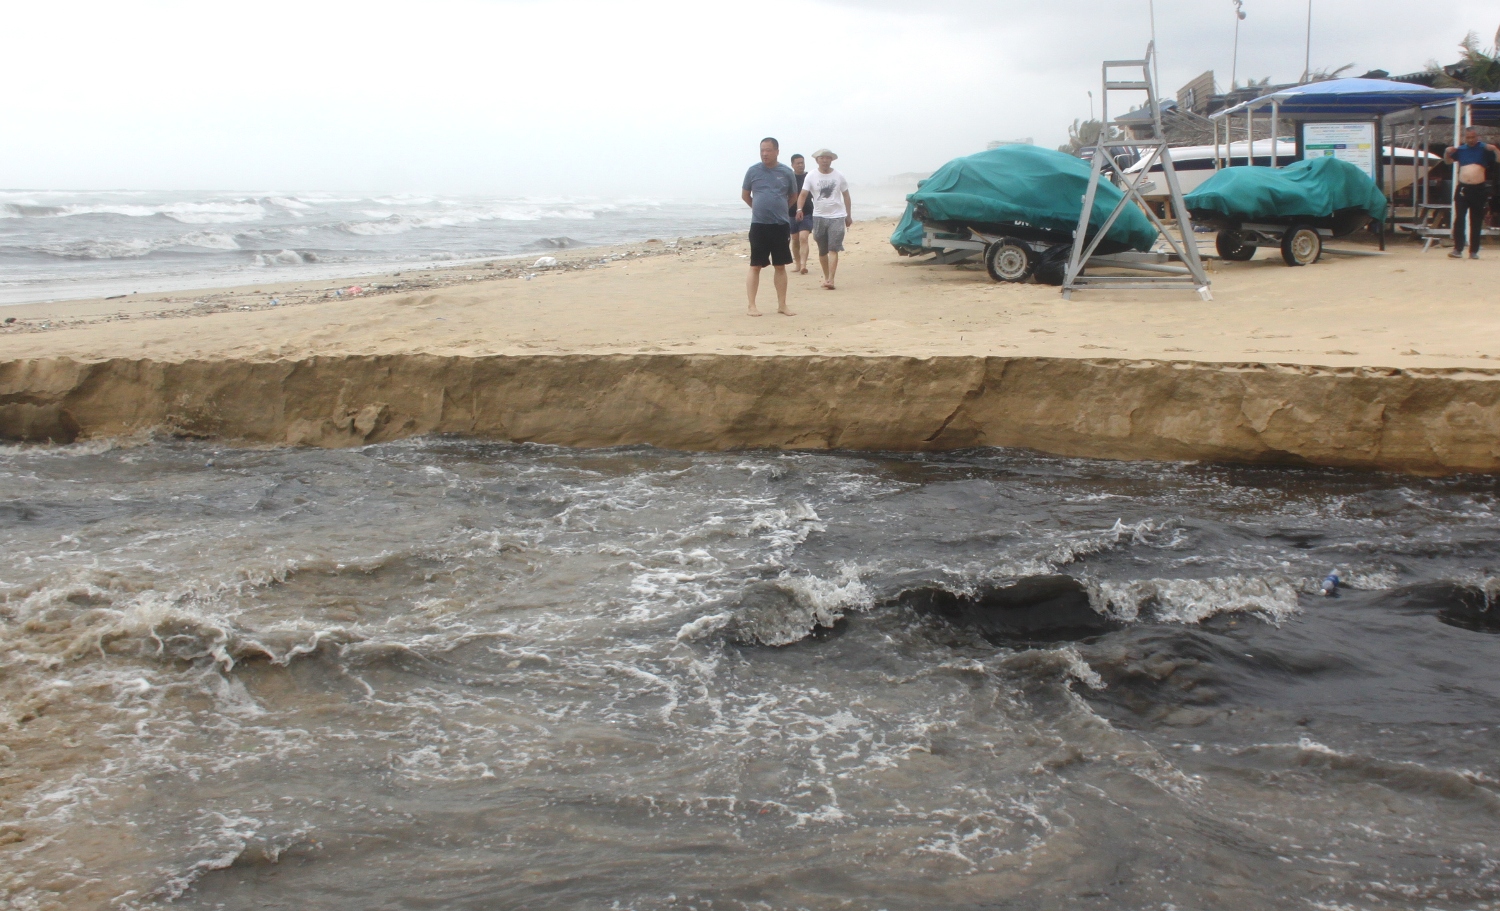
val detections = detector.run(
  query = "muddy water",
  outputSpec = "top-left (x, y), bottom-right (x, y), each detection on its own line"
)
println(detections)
top-left (2, 440), bottom-right (1499, 910)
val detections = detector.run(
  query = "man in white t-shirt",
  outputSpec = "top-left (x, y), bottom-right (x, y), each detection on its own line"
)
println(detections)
top-left (795, 149), bottom-right (852, 290)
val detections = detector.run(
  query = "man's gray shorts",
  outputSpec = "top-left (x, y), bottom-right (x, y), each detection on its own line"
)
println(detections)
top-left (812, 216), bottom-right (846, 255)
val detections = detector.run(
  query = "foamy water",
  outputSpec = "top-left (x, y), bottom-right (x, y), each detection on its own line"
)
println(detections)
top-left (0, 191), bottom-right (761, 305)
top-left (2, 442), bottom-right (1499, 909)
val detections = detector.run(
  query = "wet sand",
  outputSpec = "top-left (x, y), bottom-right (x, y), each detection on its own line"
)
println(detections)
top-left (1, 219), bottom-right (1498, 472)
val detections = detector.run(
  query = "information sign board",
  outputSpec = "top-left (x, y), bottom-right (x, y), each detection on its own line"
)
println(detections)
top-left (1302, 122), bottom-right (1377, 180)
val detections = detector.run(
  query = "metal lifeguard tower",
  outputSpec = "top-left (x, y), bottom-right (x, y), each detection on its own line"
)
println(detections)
top-left (1062, 43), bottom-right (1212, 301)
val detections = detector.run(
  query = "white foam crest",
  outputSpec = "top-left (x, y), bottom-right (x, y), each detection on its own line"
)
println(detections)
top-left (174, 231), bottom-right (240, 251)
top-left (150, 811), bottom-right (311, 901)
top-left (389, 743), bottom-right (495, 782)
top-left (32, 236), bottom-right (157, 259)
top-left (158, 201), bottom-right (266, 224)
top-left (675, 611), bottom-right (733, 642)
top-left (264, 196), bottom-right (312, 211)
top-left (50, 203), bottom-right (161, 218)
top-left (714, 563), bottom-right (874, 647)
top-left (370, 194), bottom-right (436, 206)
top-left (252, 249), bottom-right (311, 265)
top-left (1336, 568), bottom-right (1399, 591)
top-left (342, 217), bottom-right (413, 235)
top-left (1098, 575), bottom-right (1300, 624)
top-left (1451, 572), bottom-right (1500, 605)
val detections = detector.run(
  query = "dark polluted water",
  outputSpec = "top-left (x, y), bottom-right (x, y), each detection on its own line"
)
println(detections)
top-left (2, 440), bottom-right (1499, 910)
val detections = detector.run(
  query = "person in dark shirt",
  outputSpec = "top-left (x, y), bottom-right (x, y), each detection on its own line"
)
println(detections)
top-left (787, 155), bottom-right (813, 275)
top-left (1445, 128), bottom-right (1497, 259)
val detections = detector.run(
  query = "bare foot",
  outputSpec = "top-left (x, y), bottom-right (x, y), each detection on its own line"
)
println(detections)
top-left (779, 308), bottom-right (796, 316)
top-left (747, 309), bottom-right (763, 317)
top-left (822, 281), bottom-right (835, 290)
top-left (800, 267), bottom-right (810, 275)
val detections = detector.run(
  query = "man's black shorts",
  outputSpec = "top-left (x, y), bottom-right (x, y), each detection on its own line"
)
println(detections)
top-left (748, 222), bottom-right (793, 268)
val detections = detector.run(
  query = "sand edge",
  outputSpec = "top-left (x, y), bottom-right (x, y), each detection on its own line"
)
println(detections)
top-left (3, 354), bottom-right (1498, 474)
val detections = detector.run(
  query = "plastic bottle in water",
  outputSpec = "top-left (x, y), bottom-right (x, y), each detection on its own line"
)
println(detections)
top-left (1320, 573), bottom-right (1340, 597)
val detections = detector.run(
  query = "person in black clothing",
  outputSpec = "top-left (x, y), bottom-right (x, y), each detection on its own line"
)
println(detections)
top-left (1445, 128), bottom-right (1498, 259)
top-left (787, 154), bottom-right (813, 275)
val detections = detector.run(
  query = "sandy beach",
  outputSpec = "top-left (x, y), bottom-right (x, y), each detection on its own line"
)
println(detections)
top-left (2, 218), bottom-right (1497, 368)
top-left (2, 219), bottom-right (1499, 473)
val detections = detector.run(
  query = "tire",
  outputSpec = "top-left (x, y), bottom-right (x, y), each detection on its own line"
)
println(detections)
top-left (1215, 229), bottom-right (1257, 261)
top-left (1280, 225), bottom-right (1322, 266)
top-left (1034, 244), bottom-right (1072, 286)
top-left (985, 238), bottom-right (1034, 282)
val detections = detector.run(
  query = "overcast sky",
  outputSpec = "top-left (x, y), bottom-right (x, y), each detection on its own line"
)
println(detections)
top-left (3, 0), bottom-right (1494, 198)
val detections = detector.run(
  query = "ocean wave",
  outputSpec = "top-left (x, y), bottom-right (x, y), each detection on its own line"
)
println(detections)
top-left (252, 249), bottom-right (317, 265)
top-left (342, 216), bottom-right (413, 236)
top-left (2, 200), bottom-right (268, 224)
top-left (1236, 738), bottom-right (1500, 810)
top-left (25, 230), bottom-right (246, 259)
top-left (339, 204), bottom-right (609, 236)
top-left (1098, 575), bottom-right (1301, 625)
top-left (899, 575), bottom-right (1121, 643)
top-left (175, 231), bottom-right (240, 251)
top-left (30, 237), bottom-right (159, 259)
top-left (679, 566), bottom-right (873, 647)
top-left (159, 201), bottom-right (267, 224)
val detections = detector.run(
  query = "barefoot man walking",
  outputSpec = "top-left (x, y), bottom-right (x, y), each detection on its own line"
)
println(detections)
top-left (788, 154), bottom-right (813, 275)
top-left (796, 149), bottom-right (852, 290)
top-left (742, 137), bottom-right (798, 316)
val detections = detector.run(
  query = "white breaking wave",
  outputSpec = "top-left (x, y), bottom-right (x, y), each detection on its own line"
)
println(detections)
top-left (158, 201), bottom-right (267, 224)
top-left (32, 237), bottom-right (159, 259)
top-left (1098, 575), bottom-right (1301, 625)
top-left (174, 231), bottom-right (241, 251)
top-left (253, 250), bottom-right (314, 265)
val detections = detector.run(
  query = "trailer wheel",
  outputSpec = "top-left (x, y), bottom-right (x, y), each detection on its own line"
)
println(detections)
top-left (1280, 225), bottom-right (1322, 266)
top-left (985, 238), bottom-right (1034, 282)
top-left (1034, 244), bottom-right (1072, 286)
top-left (1215, 230), bottom-right (1257, 261)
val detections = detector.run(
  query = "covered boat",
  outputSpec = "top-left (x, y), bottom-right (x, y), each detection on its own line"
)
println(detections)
top-left (1184, 156), bottom-right (1387, 265)
top-left (1185, 155), bottom-right (1386, 231)
top-left (890, 200), bottom-right (929, 255)
top-left (890, 145), bottom-right (1159, 257)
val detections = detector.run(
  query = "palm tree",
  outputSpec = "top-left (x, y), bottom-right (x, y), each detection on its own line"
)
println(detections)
top-left (1305, 64), bottom-right (1355, 83)
top-left (1428, 26), bottom-right (1500, 92)
top-left (1058, 119), bottom-right (1103, 155)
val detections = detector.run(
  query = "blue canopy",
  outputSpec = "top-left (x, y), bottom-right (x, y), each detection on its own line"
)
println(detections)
top-left (1470, 92), bottom-right (1500, 124)
top-left (1414, 90), bottom-right (1500, 126)
top-left (1216, 78), bottom-right (1465, 119)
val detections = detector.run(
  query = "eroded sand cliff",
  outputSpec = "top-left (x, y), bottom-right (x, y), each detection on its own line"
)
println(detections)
top-left (4, 354), bottom-right (1497, 474)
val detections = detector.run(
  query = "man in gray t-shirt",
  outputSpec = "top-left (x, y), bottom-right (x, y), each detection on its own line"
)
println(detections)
top-left (740, 137), bottom-right (798, 317)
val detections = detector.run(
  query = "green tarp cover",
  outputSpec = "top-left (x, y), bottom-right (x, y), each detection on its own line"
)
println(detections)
top-left (891, 145), bottom-right (1158, 253)
top-left (891, 201), bottom-right (927, 253)
top-left (1184, 155), bottom-right (1386, 222)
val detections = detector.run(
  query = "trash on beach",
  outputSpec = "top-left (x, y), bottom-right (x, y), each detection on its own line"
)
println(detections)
top-left (347, 285), bottom-right (364, 296)
top-left (533, 256), bottom-right (559, 269)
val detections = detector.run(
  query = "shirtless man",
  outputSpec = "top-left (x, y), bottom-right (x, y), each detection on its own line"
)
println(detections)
top-left (1446, 128), bottom-right (1497, 260)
